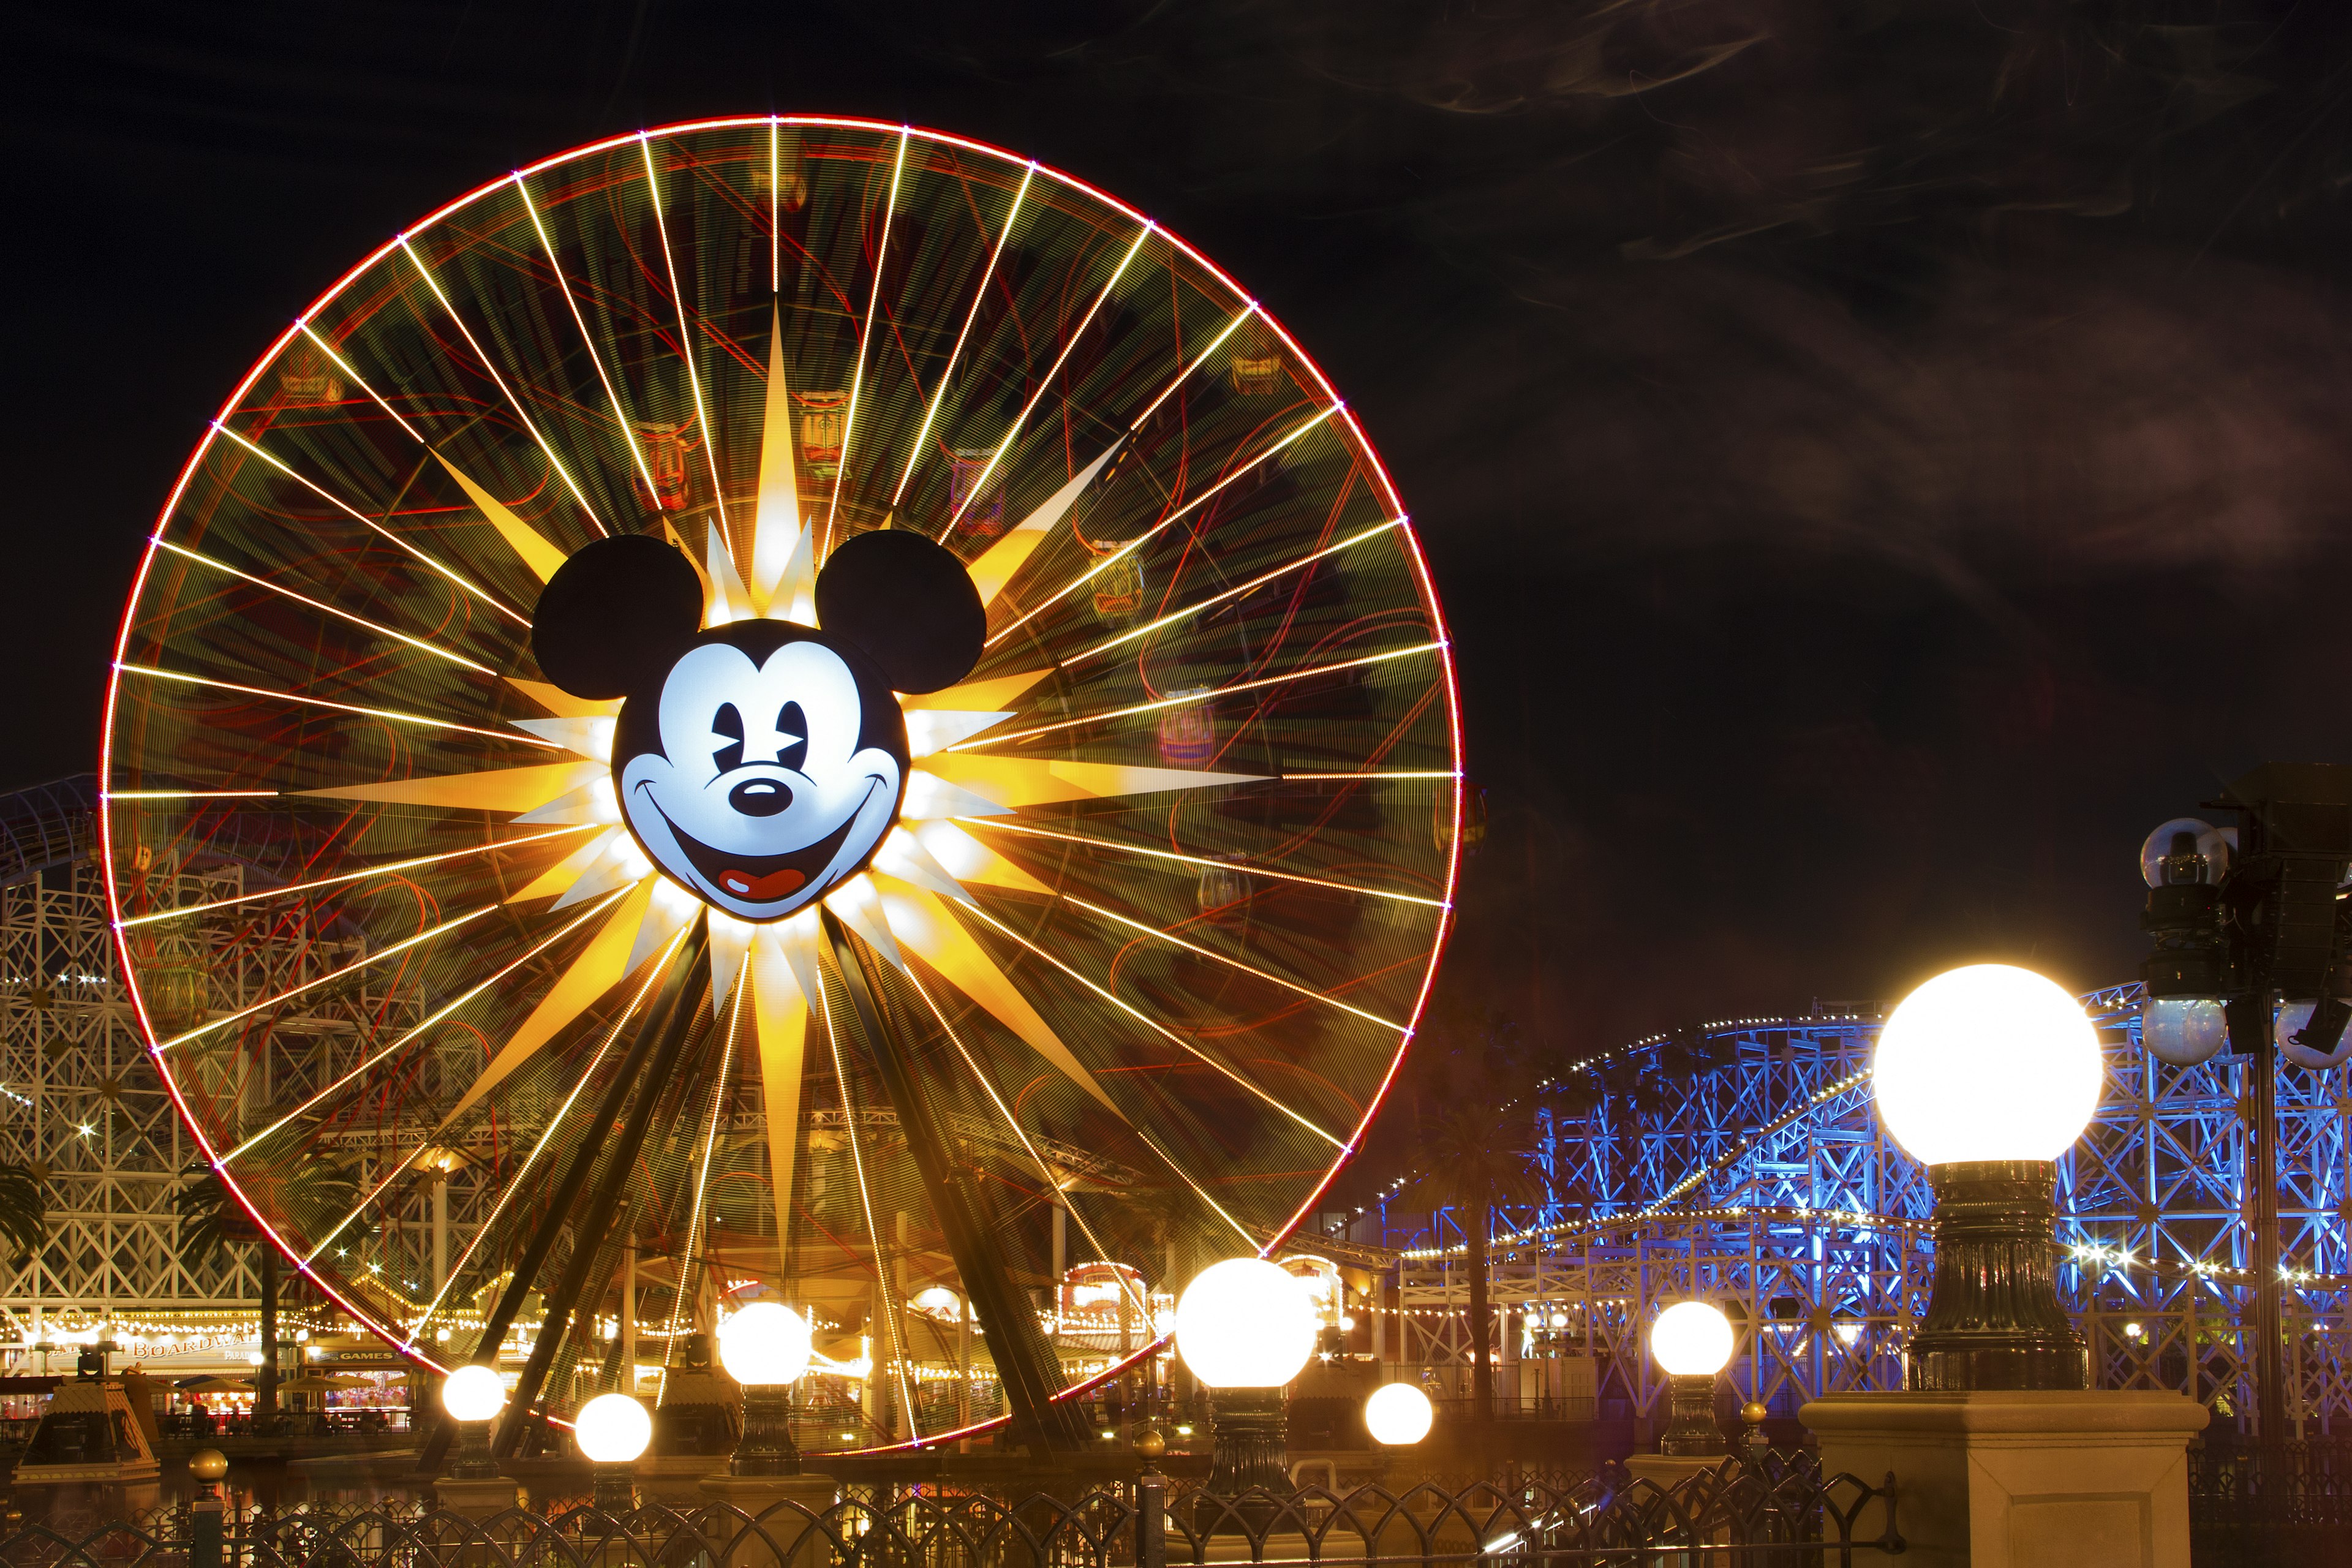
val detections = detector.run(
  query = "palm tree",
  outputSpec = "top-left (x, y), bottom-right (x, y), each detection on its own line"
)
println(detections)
top-left (0, 1162), bottom-right (45, 1265)
top-left (178, 1156), bottom-right (358, 1428)
top-left (1404, 1106), bottom-right (1548, 1425)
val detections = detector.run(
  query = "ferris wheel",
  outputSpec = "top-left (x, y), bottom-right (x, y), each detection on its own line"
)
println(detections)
top-left (101, 116), bottom-right (1460, 1453)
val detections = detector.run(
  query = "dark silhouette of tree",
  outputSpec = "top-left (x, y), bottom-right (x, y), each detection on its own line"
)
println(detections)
top-left (177, 1156), bottom-right (357, 1428)
top-left (1396, 1010), bottom-right (1554, 1427)
top-left (0, 1162), bottom-right (45, 1264)
top-left (1403, 1106), bottom-right (1547, 1424)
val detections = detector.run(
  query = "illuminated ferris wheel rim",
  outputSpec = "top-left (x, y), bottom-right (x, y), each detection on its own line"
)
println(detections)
top-left (96, 115), bottom-right (1464, 1417)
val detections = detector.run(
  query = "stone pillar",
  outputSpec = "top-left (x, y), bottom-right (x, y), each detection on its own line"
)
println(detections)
top-left (431, 1474), bottom-right (521, 1523)
top-left (1800, 1390), bottom-right (2207, 1568)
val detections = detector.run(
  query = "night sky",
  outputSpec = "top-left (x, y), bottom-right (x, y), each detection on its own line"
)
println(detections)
top-left (12, 2), bottom-right (2352, 1064)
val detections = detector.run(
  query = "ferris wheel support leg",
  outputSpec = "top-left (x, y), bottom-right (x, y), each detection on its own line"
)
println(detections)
top-left (412, 922), bottom-right (712, 1475)
top-left (496, 922), bottom-right (717, 1458)
top-left (822, 911), bottom-right (1091, 1454)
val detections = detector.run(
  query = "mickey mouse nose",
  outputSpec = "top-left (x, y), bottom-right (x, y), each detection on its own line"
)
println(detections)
top-left (729, 779), bottom-right (794, 818)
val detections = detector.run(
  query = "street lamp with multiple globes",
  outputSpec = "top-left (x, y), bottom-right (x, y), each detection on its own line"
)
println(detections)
top-left (716, 1302), bottom-right (814, 1476)
top-left (1873, 963), bottom-right (2103, 1390)
top-left (1649, 1301), bottom-right (1735, 1456)
top-left (575, 1392), bottom-right (653, 1512)
top-left (440, 1364), bottom-right (507, 1480)
top-left (1174, 1258), bottom-right (1320, 1501)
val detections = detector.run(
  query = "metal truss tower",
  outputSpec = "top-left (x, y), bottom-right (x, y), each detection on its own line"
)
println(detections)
top-left (0, 776), bottom-right (464, 1348)
top-left (1379, 991), bottom-right (2350, 1438)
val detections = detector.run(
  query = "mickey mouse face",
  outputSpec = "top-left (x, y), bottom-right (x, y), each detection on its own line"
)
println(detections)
top-left (531, 529), bottom-right (985, 923)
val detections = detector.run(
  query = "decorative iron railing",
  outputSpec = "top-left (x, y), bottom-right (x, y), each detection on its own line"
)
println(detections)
top-left (2187, 1438), bottom-right (2352, 1567)
top-left (0, 1458), bottom-right (1905, 1568)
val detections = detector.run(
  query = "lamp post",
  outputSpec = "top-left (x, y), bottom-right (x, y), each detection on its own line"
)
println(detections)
top-left (716, 1302), bottom-right (813, 1476)
top-left (575, 1392), bottom-right (652, 1513)
top-left (1802, 960), bottom-right (2210, 1567)
top-left (1175, 1258), bottom-right (1318, 1517)
top-left (1872, 963), bottom-right (2103, 1389)
top-left (1648, 1301), bottom-right (1734, 1456)
top-left (440, 1365), bottom-right (507, 1479)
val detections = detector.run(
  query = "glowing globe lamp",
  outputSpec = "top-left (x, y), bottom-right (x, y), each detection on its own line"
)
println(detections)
top-left (1648, 1302), bottom-right (1733, 1457)
top-left (717, 1301), bottom-right (815, 1386)
top-left (717, 1302), bottom-right (812, 1476)
top-left (1875, 963), bottom-right (2096, 1392)
top-left (575, 1392), bottom-right (650, 1512)
top-left (440, 1364), bottom-right (505, 1479)
top-left (1873, 964), bottom-right (2101, 1166)
top-left (442, 1364), bottom-right (507, 1422)
top-left (1363, 1382), bottom-right (1434, 1447)
top-left (1650, 1301), bottom-right (1735, 1378)
top-left (575, 1392), bottom-right (652, 1463)
top-left (1176, 1258), bottom-right (1317, 1520)
top-left (1175, 1257), bottom-right (1319, 1389)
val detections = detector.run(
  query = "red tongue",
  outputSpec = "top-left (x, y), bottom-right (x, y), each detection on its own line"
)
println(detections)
top-left (721, 867), bottom-right (807, 900)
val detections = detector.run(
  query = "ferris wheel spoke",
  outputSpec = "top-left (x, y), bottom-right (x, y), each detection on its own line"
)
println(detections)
top-left (901, 966), bottom-right (1154, 1322)
top-left (981, 402), bottom-right (1341, 647)
top-left (942, 222), bottom-right (1158, 540)
top-left (953, 899), bottom-right (1348, 1149)
top-left (812, 966), bottom-right (924, 1438)
top-left (292, 320), bottom-right (575, 584)
top-left (298, 1150), bottom-right (429, 1268)
top-left (964, 818), bottom-right (1446, 909)
top-left (654, 966), bottom-right (750, 1398)
top-left (1125, 1126), bottom-right (1264, 1250)
top-left (892, 162), bottom-right (1036, 509)
top-left (398, 236), bottom-right (606, 535)
top-left (1058, 516), bottom-right (1407, 668)
top-left (216, 886), bottom-right (633, 1167)
top-left (946, 639), bottom-right (1443, 752)
top-left (149, 538), bottom-right (500, 676)
top-left (1060, 894), bottom-right (1408, 1033)
top-left (206, 424), bottom-right (533, 625)
top-left (153, 902), bottom-right (499, 1052)
top-left (1124, 305), bottom-right (1258, 436)
top-left (119, 824), bottom-right (598, 930)
top-left (638, 135), bottom-right (731, 535)
top-left (513, 175), bottom-right (665, 505)
top-left (402, 927), bottom-right (689, 1352)
top-left (872, 877), bottom-right (1124, 1115)
top-left (823, 129), bottom-right (910, 551)
top-left (294, 323), bottom-right (426, 444)
top-left (118, 665), bottom-right (559, 751)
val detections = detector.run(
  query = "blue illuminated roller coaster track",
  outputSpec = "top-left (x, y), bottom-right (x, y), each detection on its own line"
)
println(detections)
top-left (1374, 989), bottom-right (2349, 1439)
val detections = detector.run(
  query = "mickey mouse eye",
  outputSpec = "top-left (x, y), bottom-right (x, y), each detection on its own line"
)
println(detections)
top-left (712, 703), bottom-right (745, 774)
top-left (777, 701), bottom-right (808, 772)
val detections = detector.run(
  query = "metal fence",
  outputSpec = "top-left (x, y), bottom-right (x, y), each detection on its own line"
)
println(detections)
top-left (2187, 1438), bottom-right (2352, 1568)
top-left (0, 1457), bottom-right (1904, 1568)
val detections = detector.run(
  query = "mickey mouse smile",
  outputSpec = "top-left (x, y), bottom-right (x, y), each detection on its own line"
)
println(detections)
top-left (529, 527), bottom-right (987, 925)
top-left (636, 776), bottom-right (883, 905)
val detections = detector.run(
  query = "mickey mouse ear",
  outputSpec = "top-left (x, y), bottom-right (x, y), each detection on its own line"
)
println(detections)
top-left (531, 535), bottom-right (704, 698)
top-left (814, 530), bottom-right (986, 693)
